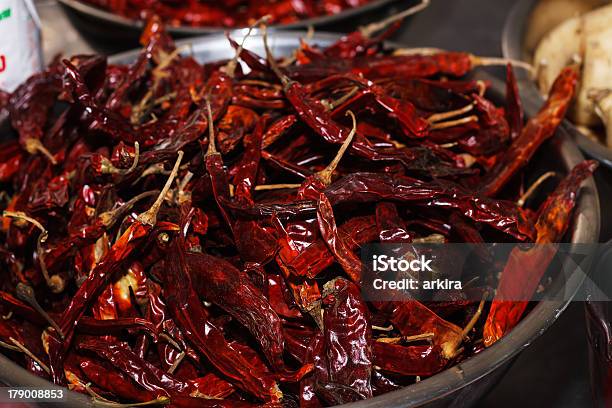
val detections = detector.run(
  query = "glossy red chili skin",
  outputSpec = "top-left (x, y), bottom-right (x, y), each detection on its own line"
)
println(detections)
top-left (318, 278), bottom-right (373, 403)
top-left (185, 251), bottom-right (285, 370)
top-left (373, 342), bottom-right (446, 376)
top-left (162, 238), bottom-right (281, 402)
top-left (479, 65), bottom-right (579, 197)
top-left (484, 160), bottom-right (598, 346)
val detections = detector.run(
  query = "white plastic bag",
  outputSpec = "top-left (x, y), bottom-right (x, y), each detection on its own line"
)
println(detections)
top-left (0, 0), bottom-right (42, 92)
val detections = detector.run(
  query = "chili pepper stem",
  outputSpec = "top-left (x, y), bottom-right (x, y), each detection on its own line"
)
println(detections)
top-left (24, 138), bottom-right (57, 165)
top-left (460, 294), bottom-right (487, 339)
top-left (254, 184), bottom-right (302, 191)
top-left (125, 142), bottom-right (140, 174)
top-left (0, 339), bottom-right (20, 352)
top-left (445, 293), bottom-right (487, 359)
top-left (428, 103), bottom-right (475, 124)
top-left (517, 171), bottom-right (556, 207)
top-left (132, 46), bottom-right (189, 124)
top-left (477, 80), bottom-right (487, 97)
top-left (15, 282), bottom-right (65, 339)
top-left (238, 79), bottom-right (281, 89)
top-left (376, 332), bottom-right (435, 344)
top-left (159, 332), bottom-right (182, 351)
top-left (471, 55), bottom-right (535, 74)
top-left (412, 234), bottom-right (446, 243)
top-left (329, 86), bottom-right (360, 110)
top-left (177, 171), bottom-right (194, 204)
top-left (132, 163), bottom-right (168, 186)
top-left (9, 337), bottom-right (50, 374)
top-left (372, 324), bottom-right (394, 332)
top-left (86, 382), bottom-right (171, 407)
top-left (138, 151), bottom-right (184, 226)
top-left (99, 190), bottom-right (160, 227)
top-left (225, 15), bottom-right (271, 78)
top-left (167, 350), bottom-right (185, 374)
top-left (360, 0), bottom-right (430, 38)
top-left (429, 115), bottom-right (479, 130)
top-left (204, 99), bottom-right (218, 156)
top-left (3, 211), bottom-right (64, 293)
top-left (458, 153), bottom-right (477, 168)
top-left (263, 26), bottom-right (291, 88)
top-left (316, 110), bottom-right (357, 186)
top-left (392, 47), bottom-right (444, 56)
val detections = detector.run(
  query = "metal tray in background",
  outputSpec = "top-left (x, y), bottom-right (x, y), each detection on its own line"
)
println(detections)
top-left (0, 32), bottom-right (601, 407)
top-left (56, 0), bottom-right (399, 42)
top-left (502, 0), bottom-right (612, 170)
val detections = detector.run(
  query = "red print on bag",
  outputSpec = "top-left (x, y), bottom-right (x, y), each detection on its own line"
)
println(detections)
top-left (0, 55), bottom-right (6, 73)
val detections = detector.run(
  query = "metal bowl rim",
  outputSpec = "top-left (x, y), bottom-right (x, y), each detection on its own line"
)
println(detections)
top-left (56, 0), bottom-right (399, 34)
top-left (0, 31), bottom-right (600, 408)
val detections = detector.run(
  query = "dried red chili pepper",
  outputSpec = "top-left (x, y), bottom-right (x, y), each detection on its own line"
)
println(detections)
top-left (483, 160), bottom-right (598, 346)
top-left (161, 235), bottom-right (282, 402)
top-left (479, 65), bottom-right (578, 197)
top-left (318, 277), bottom-right (373, 403)
top-left (185, 251), bottom-right (286, 371)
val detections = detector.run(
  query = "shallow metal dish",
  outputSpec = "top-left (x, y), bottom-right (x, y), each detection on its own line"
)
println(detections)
top-left (56, 0), bottom-right (398, 38)
top-left (0, 31), bottom-right (600, 407)
top-left (502, 0), bottom-right (612, 169)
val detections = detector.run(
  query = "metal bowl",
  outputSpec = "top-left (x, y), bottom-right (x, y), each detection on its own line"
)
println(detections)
top-left (502, 0), bottom-right (612, 169)
top-left (56, 0), bottom-right (399, 40)
top-left (0, 32), bottom-right (600, 407)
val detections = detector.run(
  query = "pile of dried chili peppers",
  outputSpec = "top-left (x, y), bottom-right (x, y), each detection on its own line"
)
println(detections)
top-left (78, 0), bottom-right (378, 27)
top-left (0, 10), bottom-right (597, 407)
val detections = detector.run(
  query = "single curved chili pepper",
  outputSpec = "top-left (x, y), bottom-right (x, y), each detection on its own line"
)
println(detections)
top-left (483, 160), bottom-right (598, 346)
top-left (185, 251), bottom-right (286, 371)
top-left (318, 277), bottom-right (373, 403)
top-left (479, 65), bottom-right (578, 197)
top-left (78, 356), bottom-right (156, 402)
top-left (323, 172), bottom-right (534, 240)
top-left (162, 235), bottom-right (281, 402)
top-left (262, 114), bottom-right (298, 149)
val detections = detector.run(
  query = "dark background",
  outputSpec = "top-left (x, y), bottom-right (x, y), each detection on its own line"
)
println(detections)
top-left (34, 0), bottom-right (594, 406)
